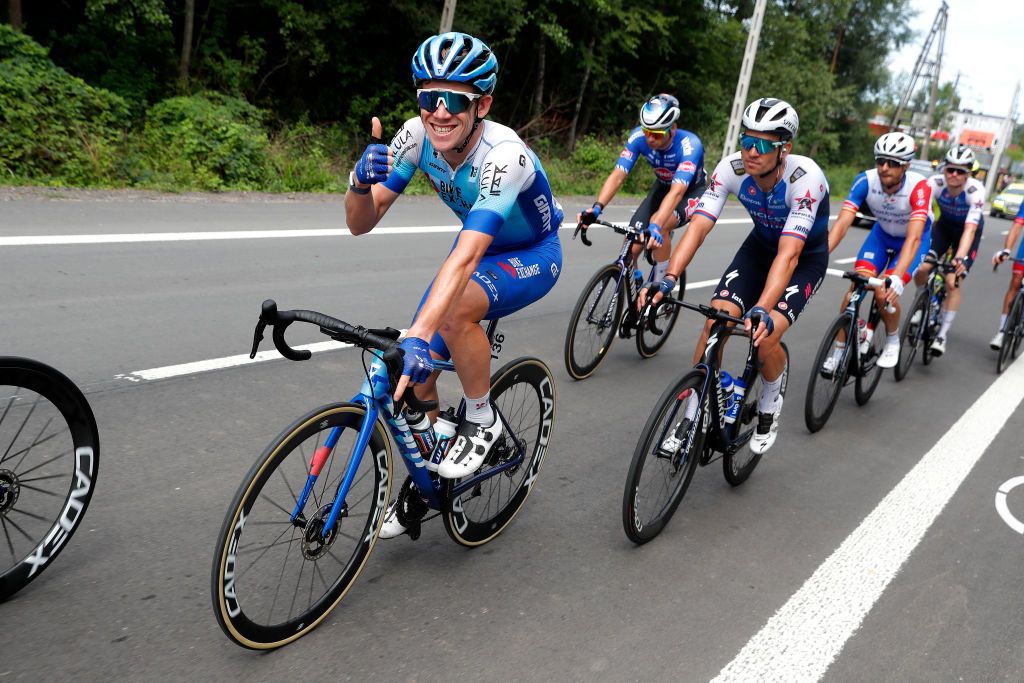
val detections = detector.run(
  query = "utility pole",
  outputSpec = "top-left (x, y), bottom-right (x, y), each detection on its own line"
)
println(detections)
top-left (721, 0), bottom-right (767, 159)
top-left (440, 0), bottom-right (457, 33)
top-left (986, 81), bottom-right (1020, 198)
top-left (920, 5), bottom-right (947, 160)
top-left (891, 0), bottom-right (948, 154)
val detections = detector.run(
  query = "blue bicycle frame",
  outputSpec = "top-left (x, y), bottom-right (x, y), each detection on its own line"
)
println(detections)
top-left (288, 325), bottom-right (527, 541)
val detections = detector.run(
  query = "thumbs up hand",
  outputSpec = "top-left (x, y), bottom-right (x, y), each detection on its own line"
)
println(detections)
top-left (353, 117), bottom-right (393, 185)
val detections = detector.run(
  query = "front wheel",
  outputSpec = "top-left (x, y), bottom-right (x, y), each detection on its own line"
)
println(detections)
top-left (804, 316), bottom-right (851, 433)
top-left (636, 270), bottom-right (685, 358)
top-left (895, 288), bottom-right (928, 381)
top-left (443, 357), bottom-right (555, 547)
top-left (622, 370), bottom-right (706, 544)
top-left (564, 264), bottom-right (624, 380)
top-left (211, 402), bottom-right (392, 649)
top-left (0, 358), bottom-right (99, 602)
top-left (997, 294), bottom-right (1023, 373)
top-left (1011, 293), bottom-right (1024, 361)
top-left (724, 342), bottom-right (789, 486)
top-left (854, 299), bottom-right (887, 405)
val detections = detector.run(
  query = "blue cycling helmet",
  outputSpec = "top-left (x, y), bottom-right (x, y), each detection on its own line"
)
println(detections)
top-left (411, 32), bottom-right (499, 95)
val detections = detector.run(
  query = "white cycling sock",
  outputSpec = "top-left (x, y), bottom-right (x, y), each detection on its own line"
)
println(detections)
top-left (938, 310), bottom-right (956, 339)
top-left (758, 374), bottom-right (784, 413)
top-left (464, 392), bottom-right (494, 426)
top-left (886, 332), bottom-right (899, 345)
top-left (651, 259), bottom-right (670, 283)
top-left (830, 341), bottom-right (846, 360)
top-left (1000, 313), bottom-right (1008, 332)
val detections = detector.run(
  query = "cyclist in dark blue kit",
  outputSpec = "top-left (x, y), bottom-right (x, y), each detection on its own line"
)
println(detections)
top-left (578, 94), bottom-right (706, 286)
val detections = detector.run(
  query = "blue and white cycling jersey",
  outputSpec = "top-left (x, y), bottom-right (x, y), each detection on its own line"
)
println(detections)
top-left (843, 169), bottom-right (933, 237)
top-left (927, 174), bottom-right (986, 227)
top-left (383, 118), bottom-right (563, 254)
top-left (615, 126), bottom-right (705, 186)
top-left (695, 152), bottom-right (831, 254)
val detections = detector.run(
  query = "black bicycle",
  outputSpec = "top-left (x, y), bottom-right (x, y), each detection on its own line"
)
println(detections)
top-left (995, 257), bottom-right (1024, 374)
top-left (622, 300), bottom-right (788, 544)
top-left (804, 270), bottom-right (895, 433)
top-left (563, 220), bottom-right (685, 379)
top-left (1, 357), bottom-right (99, 602)
top-left (894, 255), bottom-right (959, 379)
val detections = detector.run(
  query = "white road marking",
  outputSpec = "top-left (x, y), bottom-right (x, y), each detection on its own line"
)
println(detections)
top-left (834, 257), bottom-right (857, 264)
top-left (995, 476), bottom-right (1024, 534)
top-left (686, 278), bottom-right (721, 291)
top-left (0, 216), bottom-right (792, 247)
top-left (713, 353), bottom-right (1024, 683)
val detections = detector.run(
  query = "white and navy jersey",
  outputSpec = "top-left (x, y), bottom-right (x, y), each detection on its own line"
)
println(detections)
top-left (927, 174), bottom-right (986, 226)
top-left (383, 118), bottom-right (563, 254)
top-left (843, 169), bottom-right (933, 237)
top-left (694, 152), bottom-right (831, 254)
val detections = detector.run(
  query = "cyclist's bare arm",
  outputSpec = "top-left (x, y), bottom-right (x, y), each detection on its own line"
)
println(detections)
top-left (594, 167), bottom-right (629, 209)
top-left (827, 207), bottom-right (858, 254)
top-left (890, 216), bottom-right (926, 281)
top-left (405, 230), bottom-right (494, 341)
top-left (345, 184), bottom-right (402, 235)
top-left (755, 235), bottom-right (805, 312)
top-left (956, 221), bottom-right (979, 261)
top-left (640, 212), bottom-right (715, 307)
top-left (651, 181), bottom-right (687, 228)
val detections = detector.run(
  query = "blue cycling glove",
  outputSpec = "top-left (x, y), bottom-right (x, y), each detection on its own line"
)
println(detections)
top-left (648, 222), bottom-right (664, 247)
top-left (657, 275), bottom-right (677, 297)
top-left (745, 306), bottom-right (774, 336)
top-left (399, 337), bottom-right (434, 384)
top-left (580, 203), bottom-right (602, 225)
top-left (354, 142), bottom-right (390, 184)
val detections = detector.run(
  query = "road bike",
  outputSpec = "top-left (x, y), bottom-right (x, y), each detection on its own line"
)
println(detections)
top-left (894, 255), bottom-right (959, 379)
top-left (621, 299), bottom-right (788, 544)
top-left (211, 300), bottom-right (555, 649)
top-left (1, 357), bottom-right (99, 602)
top-left (994, 257), bottom-right (1024, 374)
top-left (563, 220), bottom-right (685, 379)
top-left (804, 270), bottom-right (895, 433)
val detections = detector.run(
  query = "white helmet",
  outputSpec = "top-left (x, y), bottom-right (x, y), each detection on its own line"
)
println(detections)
top-left (874, 132), bottom-right (916, 162)
top-left (639, 94), bottom-right (680, 130)
top-left (742, 98), bottom-right (799, 139)
top-left (945, 144), bottom-right (976, 168)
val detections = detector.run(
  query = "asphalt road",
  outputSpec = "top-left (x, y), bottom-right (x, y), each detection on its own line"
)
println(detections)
top-left (2, 191), bottom-right (1023, 681)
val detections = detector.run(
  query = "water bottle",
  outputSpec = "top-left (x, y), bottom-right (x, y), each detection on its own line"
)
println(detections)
top-left (729, 377), bottom-right (746, 423)
top-left (720, 371), bottom-right (735, 423)
top-left (428, 407), bottom-right (459, 472)
top-left (404, 409), bottom-right (436, 459)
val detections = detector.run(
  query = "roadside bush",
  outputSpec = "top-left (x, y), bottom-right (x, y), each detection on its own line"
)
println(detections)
top-left (0, 24), bottom-right (129, 184)
top-left (264, 120), bottom-right (344, 193)
top-left (136, 93), bottom-right (270, 190)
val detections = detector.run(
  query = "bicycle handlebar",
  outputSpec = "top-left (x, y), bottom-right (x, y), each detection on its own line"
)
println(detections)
top-left (994, 256), bottom-right (1024, 272)
top-left (573, 219), bottom-right (658, 265)
top-left (251, 299), bottom-right (436, 413)
top-left (842, 271), bottom-right (897, 313)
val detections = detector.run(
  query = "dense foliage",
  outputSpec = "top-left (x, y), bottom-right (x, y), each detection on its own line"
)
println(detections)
top-left (0, 0), bottom-right (917, 192)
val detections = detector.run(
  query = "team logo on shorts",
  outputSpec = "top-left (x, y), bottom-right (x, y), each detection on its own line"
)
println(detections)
top-left (778, 301), bottom-right (789, 311)
top-left (720, 289), bottom-right (729, 297)
top-left (550, 263), bottom-right (559, 277)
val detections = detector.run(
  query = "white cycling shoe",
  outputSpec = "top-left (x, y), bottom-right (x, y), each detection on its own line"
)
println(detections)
top-left (876, 337), bottom-right (900, 368)
top-left (750, 396), bottom-right (783, 455)
top-left (437, 417), bottom-right (503, 479)
top-left (378, 501), bottom-right (407, 539)
top-left (930, 336), bottom-right (947, 356)
top-left (821, 351), bottom-right (842, 376)
top-left (910, 309), bottom-right (923, 326)
top-left (991, 331), bottom-right (1004, 350)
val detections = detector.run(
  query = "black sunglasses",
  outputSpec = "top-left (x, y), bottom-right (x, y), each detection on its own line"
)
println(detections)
top-left (945, 167), bottom-right (968, 176)
top-left (874, 158), bottom-right (906, 169)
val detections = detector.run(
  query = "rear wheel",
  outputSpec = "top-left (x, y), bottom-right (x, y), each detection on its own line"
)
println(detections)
top-left (636, 270), bottom-right (685, 358)
top-left (804, 316), bottom-right (851, 433)
top-left (854, 299), bottom-right (886, 405)
top-left (724, 342), bottom-right (789, 486)
top-left (1011, 292), bottom-right (1024, 361)
top-left (622, 370), bottom-right (706, 544)
top-left (442, 357), bottom-right (555, 547)
top-left (564, 264), bottom-right (624, 380)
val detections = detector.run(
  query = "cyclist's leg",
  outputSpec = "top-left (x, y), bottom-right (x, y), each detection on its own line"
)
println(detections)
top-left (877, 228), bottom-right (928, 334)
top-left (437, 235), bottom-right (562, 477)
top-left (843, 224), bottom-right (889, 339)
top-left (702, 236), bottom-right (770, 364)
top-left (939, 221), bottom-right (980, 340)
top-left (650, 179), bottom-right (706, 276)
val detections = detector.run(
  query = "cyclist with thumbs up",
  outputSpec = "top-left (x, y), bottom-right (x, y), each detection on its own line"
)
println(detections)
top-left (344, 32), bottom-right (562, 507)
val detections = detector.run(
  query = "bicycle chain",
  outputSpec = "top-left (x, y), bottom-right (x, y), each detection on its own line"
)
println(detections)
top-left (394, 477), bottom-right (430, 541)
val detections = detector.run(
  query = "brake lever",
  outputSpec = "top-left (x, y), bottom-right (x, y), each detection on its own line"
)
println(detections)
top-left (573, 223), bottom-right (593, 246)
top-left (250, 320), bottom-right (267, 359)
